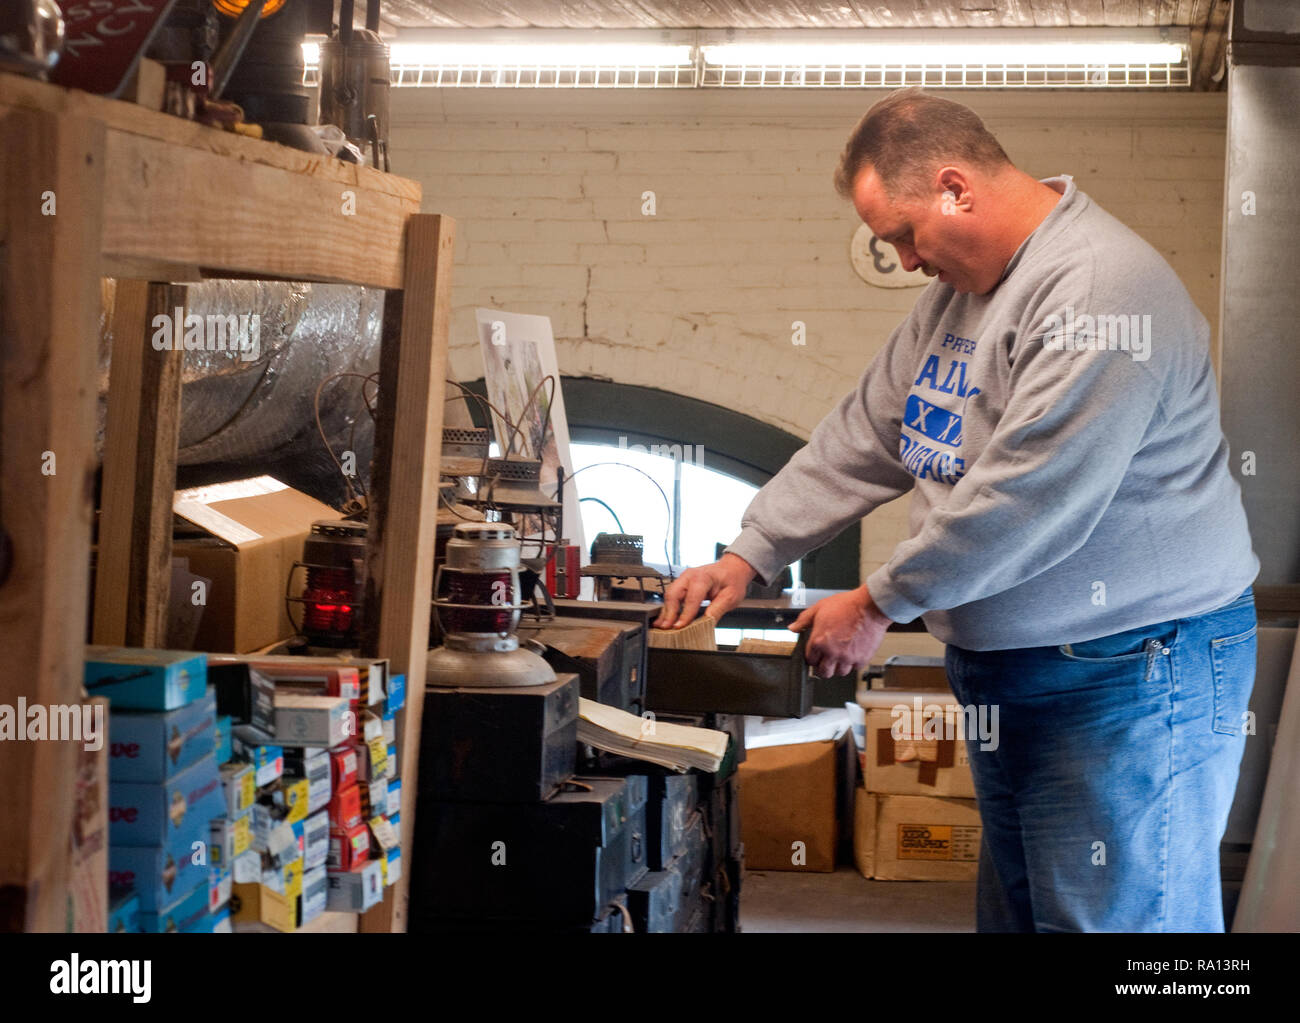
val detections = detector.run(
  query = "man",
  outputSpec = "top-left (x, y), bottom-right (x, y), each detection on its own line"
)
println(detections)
top-left (655, 88), bottom-right (1259, 933)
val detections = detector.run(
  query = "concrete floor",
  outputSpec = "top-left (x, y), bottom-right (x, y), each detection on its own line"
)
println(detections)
top-left (740, 866), bottom-right (977, 932)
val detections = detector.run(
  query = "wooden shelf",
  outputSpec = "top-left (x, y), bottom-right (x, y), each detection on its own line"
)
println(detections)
top-left (0, 71), bottom-right (450, 933)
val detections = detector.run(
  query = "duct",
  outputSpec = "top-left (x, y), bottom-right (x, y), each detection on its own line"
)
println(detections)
top-left (1218, 0), bottom-right (1300, 584)
top-left (97, 278), bottom-right (384, 509)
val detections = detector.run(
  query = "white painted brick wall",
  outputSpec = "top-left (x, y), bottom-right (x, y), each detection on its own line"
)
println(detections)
top-left (390, 88), bottom-right (1227, 631)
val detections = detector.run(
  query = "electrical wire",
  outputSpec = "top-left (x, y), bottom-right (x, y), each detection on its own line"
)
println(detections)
top-left (580, 496), bottom-right (625, 533)
top-left (314, 370), bottom-right (382, 504)
top-left (560, 461), bottom-right (676, 581)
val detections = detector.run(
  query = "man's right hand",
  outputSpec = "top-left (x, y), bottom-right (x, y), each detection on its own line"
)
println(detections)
top-left (654, 552), bottom-right (757, 630)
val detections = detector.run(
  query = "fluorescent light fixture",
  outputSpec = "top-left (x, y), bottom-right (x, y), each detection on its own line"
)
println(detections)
top-left (386, 42), bottom-right (693, 66)
top-left (701, 41), bottom-right (1184, 66)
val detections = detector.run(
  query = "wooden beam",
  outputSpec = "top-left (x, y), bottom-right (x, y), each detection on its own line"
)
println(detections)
top-left (93, 281), bottom-right (185, 648)
top-left (359, 214), bottom-right (454, 933)
top-left (0, 107), bottom-right (105, 932)
top-left (100, 130), bottom-right (418, 289)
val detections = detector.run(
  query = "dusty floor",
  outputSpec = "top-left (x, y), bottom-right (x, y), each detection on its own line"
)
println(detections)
top-left (740, 866), bottom-right (976, 933)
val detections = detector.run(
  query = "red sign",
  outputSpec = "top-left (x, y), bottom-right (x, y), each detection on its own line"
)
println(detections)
top-left (51, 0), bottom-right (178, 97)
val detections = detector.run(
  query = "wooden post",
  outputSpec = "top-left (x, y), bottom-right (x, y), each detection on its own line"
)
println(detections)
top-left (0, 109), bottom-right (106, 932)
top-left (359, 214), bottom-right (453, 933)
top-left (93, 281), bottom-right (185, 647)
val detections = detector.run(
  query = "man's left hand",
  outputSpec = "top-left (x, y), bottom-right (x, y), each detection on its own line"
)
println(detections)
top-left (789, 585), bottom-right (893, 678)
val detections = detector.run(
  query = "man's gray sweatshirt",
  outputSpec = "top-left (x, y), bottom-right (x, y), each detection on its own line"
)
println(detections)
top-left (726, 175), bottom-right (1259, 651)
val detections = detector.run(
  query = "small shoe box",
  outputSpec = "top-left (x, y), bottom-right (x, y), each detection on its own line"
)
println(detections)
top-left (109, 844), bottom-right (208, 913)
top-left (138, 880), bottom-right (210, 933)
top-left (326, 859), bottom-right (383, 913)
top-left (233, 737), bottom-right (283, 787)
top-left (85, 647), bottom-right (207, 711)
top-left (109, 753), bottom-right (225, 851)
top-left (273, 694), bottom-right (352, 748)
top-left (108, 689), bottom-right (217, 782)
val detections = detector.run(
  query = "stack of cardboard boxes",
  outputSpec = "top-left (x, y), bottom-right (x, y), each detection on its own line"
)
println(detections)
top-left (94, 649), bottom-right (225, 933)
top-left (87, 647), bottom-right (406, 932)
top-left (853, 660), bottom-right (983, 881)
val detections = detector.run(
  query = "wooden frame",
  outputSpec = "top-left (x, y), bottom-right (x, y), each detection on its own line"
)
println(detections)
top-left (0, 71), bottom-right (450, 933)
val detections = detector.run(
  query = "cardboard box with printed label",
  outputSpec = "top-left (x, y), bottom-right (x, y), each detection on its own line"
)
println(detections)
top-left (853, 788), bottom-right (876, 881)
top-left (859, 690), bottom-right (978, 799)
top-left (109, 689), bottom-right (217, 782)
top-left (110, 842), bottom-right (210, 912)
top-left (171, 477), bottom-right (341, 654)
top-left (108, 753), bottom-right (225, 852)
top-left (872, 794), bottom-right (982, 881)
top-left (326, 860), bottom-right (383, 913)
top-left (231, 881), bottom-right (296, 932)
top-left (85, 648), bottom-right (207, 711)
top-left (738, 739), bottom-right (839, 872)
top-left (138, 880), bottom-right (210, 933)
top-left (274, 694), bottom-right (351, 748)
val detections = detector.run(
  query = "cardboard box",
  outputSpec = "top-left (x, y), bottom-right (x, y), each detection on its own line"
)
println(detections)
top-left (386, 778), bottom-right (401, 818)
top-left (872, 794), bottom-right (982, 881)
top-left (208, 661), bottom-right (277, 735)
top-left (876, 655), bottom-right (952, 691)
top-left (172, 477), bottom-right (340, 654)
top-left (385, 673), bottom-right (405, 715)
top-left (299, 864), bottom-right (328, 926)
top-left (853, 788), bottom-right (876, 881)
top-left (231, 848), bottom-right (261, 884)
top-left (325, 860), bottom-right (383, 913)
top-left (210, 903), bottom-right (232, 933)
top-left (108, 753), bottom-right (224, 852)
top-left (284, 747), bottom-right (332, 815)
top-left (68, 710), bottom-right (110, 933)
top-left (209, 867), bottom-right (232, 913)
top-left (329, 746), bottom-right (359, 793)
top-left (138, 880), bottom-right (210, 933)
top-left (109, 690), bottom-right (217, 783)
top-left (263, 854), bottom-right (304, 900)
top-left (294, 809), bottom-right (330, 872)
top-left (214, 715), bottom-right (232, 765)
top-left (273, 693), bottom-right (351, 748)
top-left (328, 783), bottom-right (362, 833)
top-left (233, 739), bottom-right (283, 787)
top-left (859, 690), bottom-right (977, 799)
top-left (85, 648), bottom-right (207, 711)
top-left (383, 846), bottom-right (401, 888)
top-left (106, 889), bottom-right (139, 934)
top-left (738, 739), bottom-right (839, 872)
top-left (210, 813), bottom-right (252, 868)
top-left (110, 843), bottom-right (210, 912)
top-left (220, 761), bottom-right (256, 819)
top-left (328, 822), bottom-right (370, 871)
top-left (230, 881), bottom-right (296, 932)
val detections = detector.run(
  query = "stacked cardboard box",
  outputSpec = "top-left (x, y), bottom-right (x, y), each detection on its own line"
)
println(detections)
top-left (91, 648), bottom-right (223, 933)
top-left (853, 687), bottom-right (983, 881)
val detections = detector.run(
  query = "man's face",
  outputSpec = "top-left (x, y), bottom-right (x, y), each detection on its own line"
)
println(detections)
top-left (851, 164), bottom-right (992, 295)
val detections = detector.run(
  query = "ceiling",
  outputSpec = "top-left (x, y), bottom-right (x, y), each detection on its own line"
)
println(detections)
top-left (370, 1), bottom-right (1232, 89)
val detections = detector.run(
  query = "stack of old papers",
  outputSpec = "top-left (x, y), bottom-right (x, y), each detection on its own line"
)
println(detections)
top-left (577, 697), bottom-right (728, 773)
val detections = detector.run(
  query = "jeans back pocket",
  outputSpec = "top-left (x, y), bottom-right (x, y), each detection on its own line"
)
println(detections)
top-left (1210, 626), bottom-right (1257, 736)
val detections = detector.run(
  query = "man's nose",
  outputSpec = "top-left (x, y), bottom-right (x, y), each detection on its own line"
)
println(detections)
top-left (895, 245), bottom-right (922, 272)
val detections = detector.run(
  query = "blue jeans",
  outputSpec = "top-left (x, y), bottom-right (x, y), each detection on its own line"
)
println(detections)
top-left (944, 587), bottom-right (1257, 932)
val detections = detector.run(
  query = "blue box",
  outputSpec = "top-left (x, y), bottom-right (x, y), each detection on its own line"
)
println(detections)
top-left (215, 715), bottom-right (232, 765)
top-left (385, 673), bottom-right (405, 715)
top-left (107, 890), bottom-right (139, 934)
top-left (138, 880), bottom-right (210, 933)
top-left (85, 647), bottom-right (208, 711)
top-left (210, 902), bottom-right (232, 933)
top-left (110, 839), bottom-right (211, 912)
top-left (109, 753), bottom-right (225, 853)
top-left (109, 689), bottom-right (217, 783)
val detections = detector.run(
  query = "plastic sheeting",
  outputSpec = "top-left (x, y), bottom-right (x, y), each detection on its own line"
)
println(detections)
top-left (97, 278), bottom-right (384, 510)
